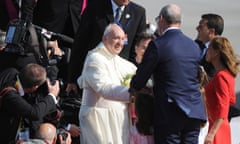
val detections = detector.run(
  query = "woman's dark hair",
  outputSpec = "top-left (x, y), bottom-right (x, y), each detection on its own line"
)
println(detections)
top-left (135, 93), bottom-right (154, 135)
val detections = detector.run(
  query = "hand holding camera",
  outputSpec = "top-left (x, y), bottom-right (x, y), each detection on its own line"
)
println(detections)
top-left (46, 79), bottom-right (60, 97)
top-left (57, 129), bottom-right (72, 144)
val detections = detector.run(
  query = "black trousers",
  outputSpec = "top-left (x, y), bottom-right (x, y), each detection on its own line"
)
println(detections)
top-left (154, 102), bottom-right (202, 144)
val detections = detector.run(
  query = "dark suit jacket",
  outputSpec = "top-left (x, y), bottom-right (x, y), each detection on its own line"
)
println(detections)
top-left (68, 0), bottom-right (146, 83)
top-left (0, 68), bottom-right (57, 144)
top-left (195, 39), bottom-right (215, 77)
top-left (32, 0), bottom-right (82, 38)
top-left (131, 29), bottom-right (207, 125)
top-left (0, 51), bottom-right (37, 73)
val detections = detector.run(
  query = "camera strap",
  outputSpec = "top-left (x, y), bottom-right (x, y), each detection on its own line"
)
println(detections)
top-left (28, 24), bottom-right (41, 63)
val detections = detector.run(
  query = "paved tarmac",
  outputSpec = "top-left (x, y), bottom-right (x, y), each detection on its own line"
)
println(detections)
top-left (133, 0), bottom-right (240, 143)
top-left (231, 116), bottom-right (240, 144)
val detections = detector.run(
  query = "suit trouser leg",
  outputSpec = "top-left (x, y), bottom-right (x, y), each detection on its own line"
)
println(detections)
top-left (154, 102), bottom-right (201, 144)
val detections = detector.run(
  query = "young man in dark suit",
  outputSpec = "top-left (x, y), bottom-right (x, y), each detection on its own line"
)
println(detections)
top-left (196, 13), bottom-right (224, 78)
top-left (66, 0), bottom-right (147, 94)
top-left (130, 4), bottom-right (207, 144)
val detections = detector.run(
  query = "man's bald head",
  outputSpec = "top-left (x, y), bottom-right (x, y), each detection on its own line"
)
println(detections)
top-left (35, 123), bottom-right (57, 144)
top-left (159, 4), bottom-right (181, 25)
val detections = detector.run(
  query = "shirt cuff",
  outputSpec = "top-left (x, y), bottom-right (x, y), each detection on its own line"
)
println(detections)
top-left (64, 124), bottom-right (71, 131)
top-left (48, 93), bottom-right (58, 104)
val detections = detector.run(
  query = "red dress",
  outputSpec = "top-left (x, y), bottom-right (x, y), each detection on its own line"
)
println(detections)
top-left (205, 69), bottom-right (236, 144)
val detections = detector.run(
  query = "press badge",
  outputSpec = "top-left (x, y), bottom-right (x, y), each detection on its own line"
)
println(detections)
top-left (18, 127), bottom-right (30, 141)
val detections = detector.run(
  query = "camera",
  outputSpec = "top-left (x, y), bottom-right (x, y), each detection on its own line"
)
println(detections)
top-left (4, 19), bottom-right (29, 55)
top-left (4, 19), bottom-right (72, 67)
top-left (35, 78), bottom-right (65, 98)
top-left (5, 20), bottom-right (26, 45)
top-left (56, 129), bottom-right (68, 144)
top-left (4, 19), bottom-right (51, 66)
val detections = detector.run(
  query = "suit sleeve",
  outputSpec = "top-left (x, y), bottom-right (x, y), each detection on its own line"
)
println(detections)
top-left (83, 56), bottom-right (130, 102)
top-left (3, 91), bottom-right (57, 120)
top-left (214, 73), bottom-right (234, 118)
top-left (67, 3), bottom-right (94, 83)
top-left (21, 0), bottom-right (37, 21)
top-left (130, 41), bottom-right (158, 91)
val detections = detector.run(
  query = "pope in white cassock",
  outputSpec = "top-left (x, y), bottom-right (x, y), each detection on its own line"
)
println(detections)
top-left (77, 23), bottom-right (137, 144)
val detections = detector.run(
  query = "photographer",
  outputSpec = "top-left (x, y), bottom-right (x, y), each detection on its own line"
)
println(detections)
top-left (0, 63), bottom-right (60, 144)
top-left (1, 19), bottom-right (81, 142)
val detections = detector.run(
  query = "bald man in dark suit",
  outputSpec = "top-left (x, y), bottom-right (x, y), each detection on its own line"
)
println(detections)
top-left (130, 4), bottom-right (206, 144)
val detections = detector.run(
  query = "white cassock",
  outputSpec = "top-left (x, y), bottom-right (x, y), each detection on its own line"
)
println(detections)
top-left (77, 42), bottom-right (137, 144)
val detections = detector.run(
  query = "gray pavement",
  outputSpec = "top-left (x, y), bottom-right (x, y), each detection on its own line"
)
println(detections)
top-left (231, 116), bottom-right (240, 144)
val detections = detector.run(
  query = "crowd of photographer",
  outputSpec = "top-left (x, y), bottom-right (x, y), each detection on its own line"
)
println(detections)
top-left (0, 62), bottom-right (71, 143)
top-left (0, 1), bottom-right (82, 142)
top-left (0, 25), bottom-right (81, 144)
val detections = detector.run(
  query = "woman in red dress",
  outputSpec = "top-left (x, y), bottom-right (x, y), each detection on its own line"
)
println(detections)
top-left (204, 36), bottom-right (239, 144)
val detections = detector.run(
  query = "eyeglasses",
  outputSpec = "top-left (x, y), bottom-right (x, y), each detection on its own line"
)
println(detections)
top-left (155, 15), bottom-right (160, 23)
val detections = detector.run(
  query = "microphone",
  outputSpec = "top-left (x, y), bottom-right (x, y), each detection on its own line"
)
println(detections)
top-left (33, 25), bottom-right (74, 44)
top-left (51, 33), bottom-right (74, 44)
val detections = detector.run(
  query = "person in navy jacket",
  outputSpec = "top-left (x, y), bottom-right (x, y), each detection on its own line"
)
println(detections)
top-left (130, 4), bottom-right (206, 144)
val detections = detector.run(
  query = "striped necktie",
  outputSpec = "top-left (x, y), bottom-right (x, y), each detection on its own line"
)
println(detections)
top-left (115, 7), bottom-right (121, 21)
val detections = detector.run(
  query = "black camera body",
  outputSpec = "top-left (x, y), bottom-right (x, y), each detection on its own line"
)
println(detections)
top-left (4, 19), bottom-right (72, 67)
top-left (5, 20), bottom-right (29, 55)
top-left (5, 21), bottom-right (26, 44)
top-left (56, 129), bottom-right (68, 144)
top-left (58, 129), bottom-right (68, 140)
top-left (4, 19), bottom-right (50, 66)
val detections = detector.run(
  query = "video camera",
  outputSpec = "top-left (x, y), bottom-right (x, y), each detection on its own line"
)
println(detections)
top-left (4, 19), bottom-right (29, 55)
top-left (4, 19), bottom-right (73, 67)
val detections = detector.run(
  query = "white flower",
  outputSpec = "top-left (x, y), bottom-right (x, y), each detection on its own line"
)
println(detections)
top-left (122, 74), bottom-right (133, 87)
top-left (125, 14), bottom-right (130, 19)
